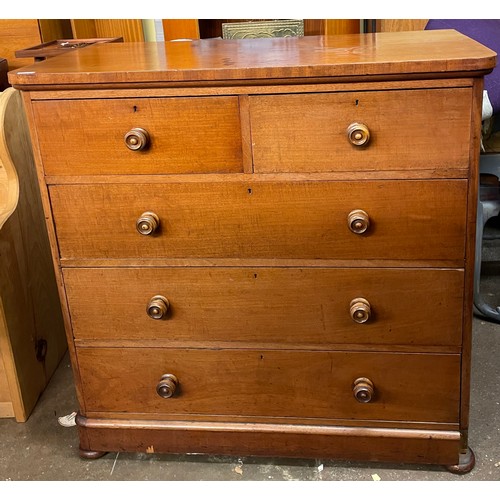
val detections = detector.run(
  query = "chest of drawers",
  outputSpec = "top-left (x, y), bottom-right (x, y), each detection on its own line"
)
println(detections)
top-left (9, 30), bottom-right (496, 471)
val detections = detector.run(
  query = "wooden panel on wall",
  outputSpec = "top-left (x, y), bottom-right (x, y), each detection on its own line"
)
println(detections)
top-left (95, 20), bottom-right (144, 42)
top-left (0, 19), bottom-right (41, 70)
top-left (304, 20), bottom-right (325, 36)
top-left (324, 20), bottom-right (360, 35)
top-left (377, 20), bottom-right (429, 32)
top-left (38, 20), bottom-right (73, 41)
top-left (163, 19), bottom-right (200, 40)
top-left (71, 19), bottom-right (144, 42)
top-left (304, 20), bottom-right (360, 36)
top-left (0, 20), bottom-right (73, 71)
top-left (70, 20), bottom-right (97, 38)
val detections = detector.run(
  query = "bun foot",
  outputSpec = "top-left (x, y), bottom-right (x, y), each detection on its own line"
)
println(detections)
top-left (446, 447), bottom-right (475, 474)
top-left (79, 447), bottom-right (107, 459)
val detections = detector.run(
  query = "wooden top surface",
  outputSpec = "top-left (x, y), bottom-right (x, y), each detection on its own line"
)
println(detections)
top-left (8, 30), bottom-right (496, 88)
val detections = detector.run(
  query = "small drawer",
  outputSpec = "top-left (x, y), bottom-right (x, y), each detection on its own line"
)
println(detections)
top-left (64, 267), bottom-right (464, 347)
top-left (32, 96), bottom-right (243, 175)
top-left (250, 88), bottom-right (472, 173)
top-left (50, 179), bottom-right (467, 261)
top-left (77, 347), bottom-right (461, 423)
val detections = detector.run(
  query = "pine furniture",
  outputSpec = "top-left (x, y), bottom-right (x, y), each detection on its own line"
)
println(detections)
top-left (0, 88), bottom-right (66, 421)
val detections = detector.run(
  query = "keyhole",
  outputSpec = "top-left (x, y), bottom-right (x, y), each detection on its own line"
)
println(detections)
top-left (355, 99), bottom-right (359, 106)
top-left (133, 105), bottom-right (138, 112)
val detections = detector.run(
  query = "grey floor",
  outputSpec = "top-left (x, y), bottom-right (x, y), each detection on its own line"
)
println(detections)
top-left (1, 233), bottom-right (500, 482)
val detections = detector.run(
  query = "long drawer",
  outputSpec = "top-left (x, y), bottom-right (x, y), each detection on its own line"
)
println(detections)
top-left (77, 347), bottom-right (461, 423)
top-left (64, 267), bottom-right (464, 347)
top-left (50, 180), bottom-right (467, 261)
top-left (250, 88), bottom-right (472, 173)
top-left (32, 96), bottom-right (243, 175)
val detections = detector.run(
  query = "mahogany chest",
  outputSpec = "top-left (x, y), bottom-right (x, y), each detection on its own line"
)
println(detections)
top-left (9, 30), bottom-right (496, 471)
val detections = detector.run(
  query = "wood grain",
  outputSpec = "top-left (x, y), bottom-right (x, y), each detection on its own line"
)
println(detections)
top-left (63, 267), bottom-right (464, 347)
top-left (78, 418), bottom-right (461, 465)
top-left (74, 340), bottom-right (462, 354)
top-left (0, 115), bottom-right (18, 229)
top-left (162, 20), bottom-right (200, 40)
top-left (460, 78), bottom-right (484, 441)
top-left (94, 20), bottom-right (144, 43)
top-left (302, 20), bottom-right (325, 36)
top-left (80, 410), bottom-right (460, 430)
top-left (59, 258), bottom-right (467, 270)
top-left (77, 347), bottom-right (461, 423)
top-left (238, 94), bottom-right (253, 173)
top-left (32, 96), bottom-right (243, 175)
top-left (0, 219), bottom-right (33, 421)
top-left (49, 180), bottom-right (467, 261)
top-left (250, 88), bottom-right (472, 172)
top-left (37, 20), bottom-right (73, 43)
top-left (27, 78), bottom-right (476, 101)
top-left (8, 31), bottom-right (496, 88)
top-left (71, 20), bottom-right (144, 43)
top-left (0, 19), bottom-right (41, 70)
top-left (16, 30), bottom-right (485, 465)
top-left (324, 20), bottom-right (360, 35)
top-left (44, 168), bottom-right (470, 184)
top-left (0, 349), bottom-right (11, 402)
top-left (0, 320), bottom-right (15, 418)
top-left (377, 20), bottom-right (429, 32)
top-left (70, 20), bottom-right (97, 39)
top-left (20, 92), bottom-right (88, 414)
top-left (0, 89), bottom-right (66, 421)
top-left (0, 402), bottom-right (14, 418)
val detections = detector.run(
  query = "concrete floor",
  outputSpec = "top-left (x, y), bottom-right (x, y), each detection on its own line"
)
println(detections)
top-left (1, 236), bottom-right (500, 482)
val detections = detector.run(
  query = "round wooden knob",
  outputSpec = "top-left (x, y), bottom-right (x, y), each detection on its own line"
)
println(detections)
top-left (136, 211), bottom-right (160, 235)
top-left (353, 377), bottom-right (375, 403)
top-left (347, 122), bottom-right (370, 146)
top-left (156, 374), bottom-right (178, 399)
top-left (124, 127), bottom-right (150, 151)
top-left (347, 209), bottom-right (370, 234)
top-left (147, 295), bottom-right (170, 320)
top-left (350, 298), bottom-right (371, 323)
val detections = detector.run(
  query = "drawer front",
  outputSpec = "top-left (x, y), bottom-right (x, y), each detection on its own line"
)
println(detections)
top-left (64, 267), bottom-right (464, 347)
top-left (32, 97), bottom-right (243, 175)
top-left (50, 180), bottom-right (467, 261)
top-left (77, 347), bottom-right (461, 423)
top-left (250, 88), bottom-right (471, 173)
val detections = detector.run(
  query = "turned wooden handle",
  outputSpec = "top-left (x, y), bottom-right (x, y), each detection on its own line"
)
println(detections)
top-left (156, 374), bottom-right (178, 399)
top-left (136, 211), bottom-right (160, 235)
top-left (346, 122), bottom-right (370, 146)
top-left (147, 295), bottom-right (170, 320)
top-left (124, 127), bottom-right (150, 151)
top-left (350, 298), bottom-right (371, 323)
top-left (347, 209), bottom-right (370, 234)
top-left (353, 377), bottom-right (375, 403)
